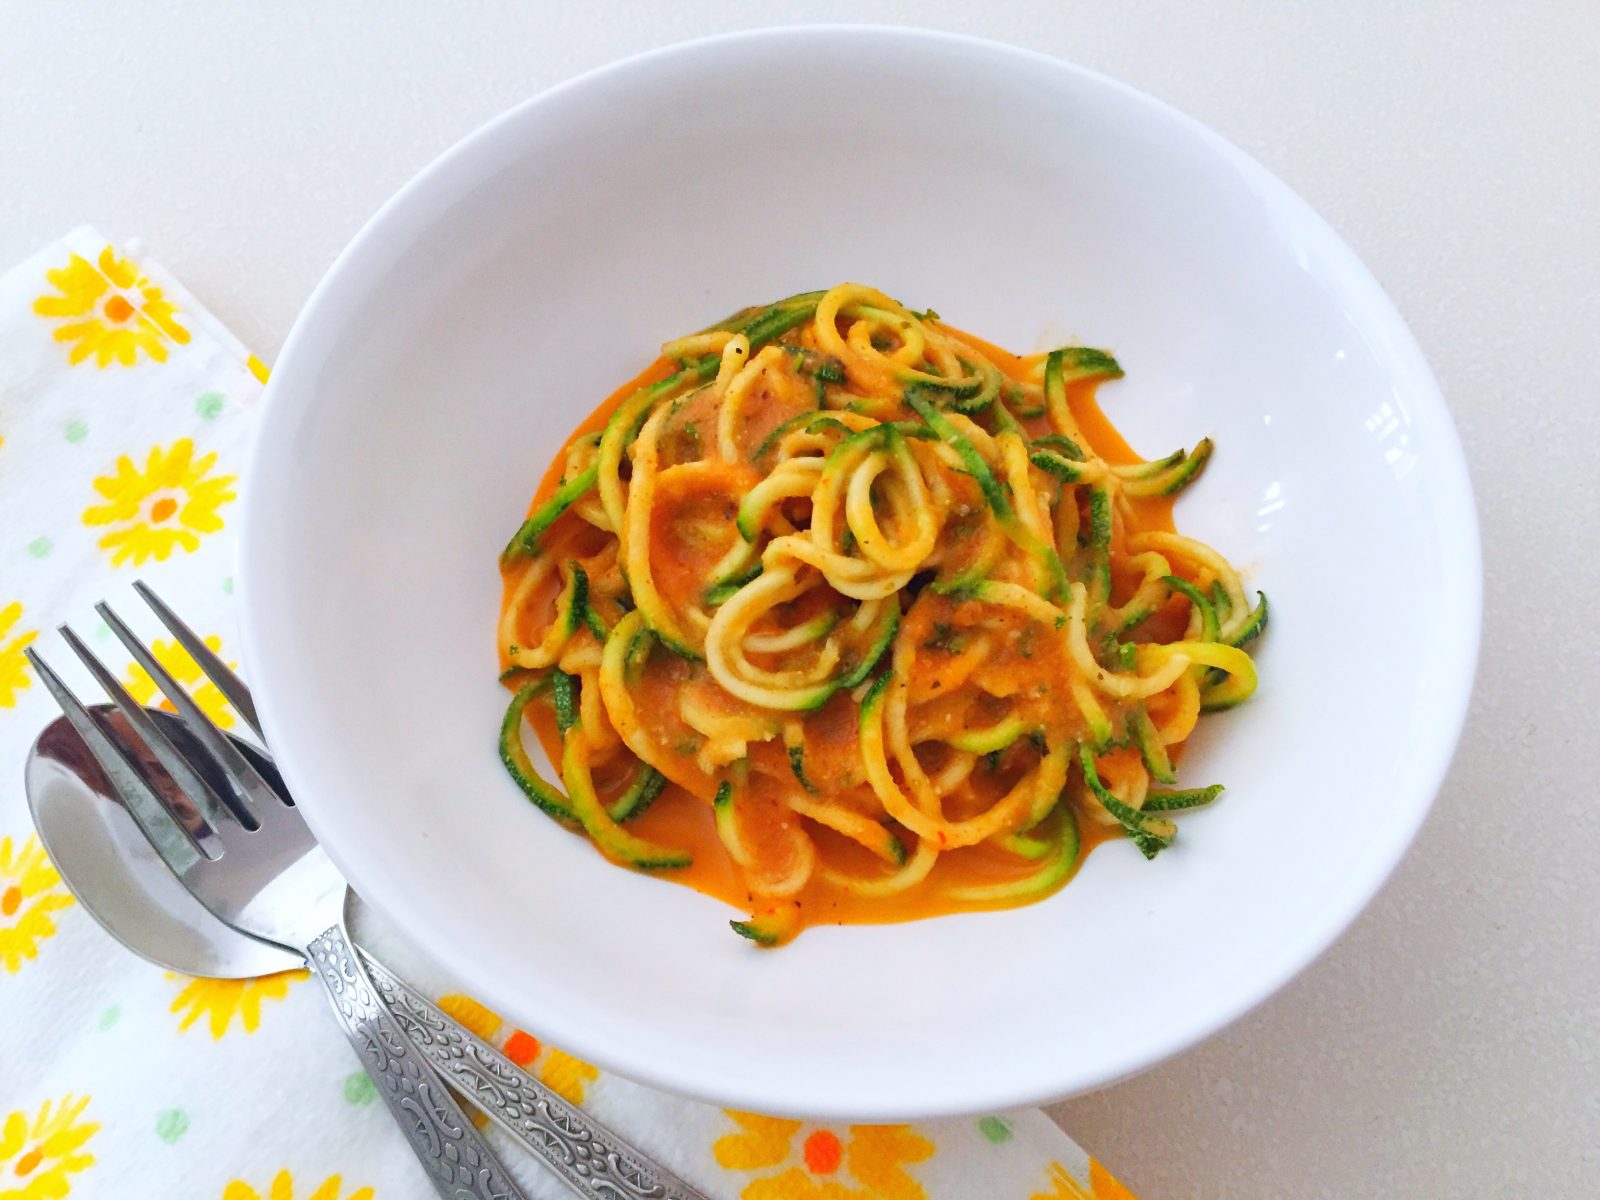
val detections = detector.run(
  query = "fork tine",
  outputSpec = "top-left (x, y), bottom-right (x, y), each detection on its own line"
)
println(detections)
top-left (55, 622), bottom-right (256, 833)
top-left (133, 580), bottom-right (261, 739)
top-left (96, 601), bottom-right (290, 819)
top-left (24, 646), bottom-right (212, 871)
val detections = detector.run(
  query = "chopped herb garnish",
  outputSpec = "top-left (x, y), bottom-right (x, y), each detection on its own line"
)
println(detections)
top-left (1017, 625), bottom-right (1038, 659)
top-left (922, 622), bottom-right (968, 654)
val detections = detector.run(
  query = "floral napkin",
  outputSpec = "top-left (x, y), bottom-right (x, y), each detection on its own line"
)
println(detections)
top-left (0, 227), bottom-right (1137, 1200)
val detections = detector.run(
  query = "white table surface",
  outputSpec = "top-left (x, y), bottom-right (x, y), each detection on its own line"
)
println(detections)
top-left (4, 4), bottom-right (1595, 1197)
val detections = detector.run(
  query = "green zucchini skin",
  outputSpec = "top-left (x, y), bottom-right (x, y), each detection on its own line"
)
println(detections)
top-left (1163, 575), bottom-right (1220, 643)
top-left (730, 907), bottom-right (799, 946)
top-left (498, 682), bottom-right (576, 822)
top-left (507, 355), bottom-right (722, 562)
top-left (906, 391), bottom-right (1010, 515)
top-left (907, 390), bottom-right (1067, 597)
top-left (805, 415), bottom-right (852, 437)
top-left (1155, 437), bottom-right (1212, 496)
top-left (503, 464), bottom-right (598, 560)
top-left (992, 391), bottom-right (1030, 432)
top-left (1143, 785), bottom-right (1224, 812)
top-left (859, 672), bottom-right (893, 720)
top-left (704, 563), bottom-right (762, 607)
top-left (551, 670), bottom-right (579, 733)
top-left (1046, 346), bottom-right (1124, 385)
top-left (1228, 591), bottom-right (1269, 648)
top-left (562, 730), bottom-right (690, 870)
top-left (705, 290), bottom-right (827, 336)
top-left (1032, 433), bottom-right (1087, 460)
top-left (946, 716), bottom-right (1033, 755)
top-left (725, 292), bottom-right (825, 348)
top-left (557, 563), bottom-right (613, 640)
top-left (768, 599), bottom-right (900, 713)
top-left (996, 830), bottom-right (1055, 860)
top-left (583, 599), bottom-right (612, 642)
top-left (1029, 449), bottom-right (1089, 481)
top-left (563, 568), bottom-right (587, 638)
top-left (903, 354), bottom-right (1003, 414)
top-left (1084, 486), bottom-right (1113, 608)
top-left (1079, 743), bottom-right (1174, 859)
top-left (950, 809), bottom-right (1080, 902)
top-left (608, 764), bottom-right (669, 822)
top-left (787, 744), bottom-right (820, 794)
top-left (838, 603), bottom-right (900, 691)
top-left (751, 410), bottom-right (819, 461)
top-left (1114, 438), bottom-right (1214, 498)
top-left (1077, 744), bottom-right (1227, 857)
top-left (629, 557), bottom-right (704, 663)
top-left (1127, 705), bottom-right (1177, 785)
top-left (730, 918), bottom-right (780, 945)
top-left (734, 422), bottom-right (912, 545)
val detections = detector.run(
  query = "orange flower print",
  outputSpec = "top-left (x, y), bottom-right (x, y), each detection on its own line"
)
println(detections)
top-left (1030, 1159), bottom-right (1138, 1200)
top-left (0, 601), bottom-right (38, 709)
top-left (713, 1112), bottom-right (932, 1200)
top-left (0, 835), bottom-right (75, 975)
top-left (123, 635), bottom-right (237, 729)
top-left (0, 1093), bottom-right (98, 1200)
top-left (169, 970), bottom-right (308, 1038)
top-left (82, 437), bottom-right (236, 566)
top-left (438, 993), bottom-right (600, 1105)
top-left (221, 1169), bottom-right (372, 1200)
top-left (33, 244), bottom-right (190, 367)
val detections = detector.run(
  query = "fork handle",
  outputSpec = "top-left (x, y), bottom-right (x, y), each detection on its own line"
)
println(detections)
top-left (359, 950), bottom-right (711, 1200)
top-left (305, 925), bottom-right (530, 1200)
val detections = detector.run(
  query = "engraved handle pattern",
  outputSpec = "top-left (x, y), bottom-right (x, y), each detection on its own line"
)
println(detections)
top-left (360, 950), bottom-right (710, 1200)
top-left (307, 926), bottom-right (530, 1200)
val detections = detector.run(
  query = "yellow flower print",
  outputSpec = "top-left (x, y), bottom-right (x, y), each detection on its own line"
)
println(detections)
top-left (0, 601), bottom-right (38, 710)
top-left (123, 635), bottom-right (237, 729)
top-left (1029, 1160), bottom-right (1138, 1200)
top-left (221, 1170), bottom-right (372, 1200)
top-left (33, 245), bottom-right (190, 367)
top-left (169, 969), bottom-right (308, 1038)
top-left (82, 437), bottom-right (236, 566)
top-left (534, 1045), bottom-right (600, 1107)
top-left (713, 1112), bottom-right (932, 1200)
top-left (438, 993), bottom-right (601, 1106)
top-left (0, 1094), bottom-right (98, 1200)
top-left (0, 836), bottom-right (75, 975)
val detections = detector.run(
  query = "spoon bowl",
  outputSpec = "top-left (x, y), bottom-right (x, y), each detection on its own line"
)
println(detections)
top-left (25, 705), bottom-right (300, 978)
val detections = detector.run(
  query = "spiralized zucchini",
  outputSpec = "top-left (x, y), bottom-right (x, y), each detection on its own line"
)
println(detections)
top-left (498, 284), bottom-right (1267, 944)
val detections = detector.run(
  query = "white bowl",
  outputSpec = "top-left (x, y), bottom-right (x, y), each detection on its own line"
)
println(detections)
top-left (240, 26), bottom-right (1480, 1119)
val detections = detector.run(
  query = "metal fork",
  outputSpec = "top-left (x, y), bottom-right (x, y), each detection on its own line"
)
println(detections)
top-left (27, 583), bottom-right (709, 1200)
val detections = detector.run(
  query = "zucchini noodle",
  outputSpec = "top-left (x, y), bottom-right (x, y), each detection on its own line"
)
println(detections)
top-left (497, 284), bottom-right (1268, 945)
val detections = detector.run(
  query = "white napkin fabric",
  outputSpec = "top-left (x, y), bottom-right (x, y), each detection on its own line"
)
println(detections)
top-left (0, 228), bottom-right (1135, 1200)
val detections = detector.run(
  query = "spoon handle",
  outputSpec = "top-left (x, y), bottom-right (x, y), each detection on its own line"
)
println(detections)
top-left (307, 925), bottom-right (531, 1200)
top-left (358, 948), bottom-right (711, 1200)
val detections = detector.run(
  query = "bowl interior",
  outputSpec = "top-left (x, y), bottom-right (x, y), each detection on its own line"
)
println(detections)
top-left (241, 27), bottom-right (1478, 1119)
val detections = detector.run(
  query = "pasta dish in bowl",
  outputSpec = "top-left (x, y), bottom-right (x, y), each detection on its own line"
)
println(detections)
top-left (497, 284), bottom-right (1267, 944)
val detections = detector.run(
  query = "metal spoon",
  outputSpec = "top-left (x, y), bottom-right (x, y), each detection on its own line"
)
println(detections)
top-left (25, 704), bottom-right (298, 977)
